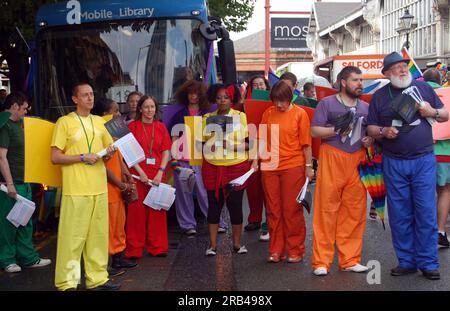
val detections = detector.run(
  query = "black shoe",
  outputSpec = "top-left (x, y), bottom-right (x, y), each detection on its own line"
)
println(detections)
top-left (112, 254), bottom-right (138, 269)
top-left (107, 266), bottom-right (125, 277)
top-left (88, 280), bottom-right (121, 291)
top-left (422, 269), bottom-right (440, 280)
top-left (390, 266), bottom-right (417, 276)
top-left (438, 232), bottom-right (450, 248)
top-left (244, 222), bottom-right (261, 231)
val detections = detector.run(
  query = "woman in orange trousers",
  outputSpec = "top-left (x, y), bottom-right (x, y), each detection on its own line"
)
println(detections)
top-left (260, 81), bottom-right (313, 263)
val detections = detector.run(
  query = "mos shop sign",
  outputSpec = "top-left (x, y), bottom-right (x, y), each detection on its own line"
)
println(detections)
top-left (270, 17), bottom-right (309, 49)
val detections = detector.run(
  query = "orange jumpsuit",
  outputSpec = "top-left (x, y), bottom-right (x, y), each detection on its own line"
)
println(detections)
top-left (260, 105), bottom-right (311, 259)
top-left (311, 143), bottom-right (367, 270)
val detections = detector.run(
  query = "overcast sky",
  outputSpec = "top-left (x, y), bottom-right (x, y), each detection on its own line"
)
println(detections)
top-left (229, 0), bottom-right (362, 41)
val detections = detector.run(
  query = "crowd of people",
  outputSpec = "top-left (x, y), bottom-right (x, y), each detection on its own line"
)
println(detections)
top-left (0, 51), bottom-right (449, 290)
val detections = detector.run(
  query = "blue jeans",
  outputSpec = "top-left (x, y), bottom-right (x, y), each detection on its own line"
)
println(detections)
top-left (383, 152), bottom-right (439, 271)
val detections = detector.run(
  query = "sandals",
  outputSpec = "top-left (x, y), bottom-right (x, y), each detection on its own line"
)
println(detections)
top-left (267, 253), bottom-right (286, 263)
top-left (287, 256), bottom-right (303, 263)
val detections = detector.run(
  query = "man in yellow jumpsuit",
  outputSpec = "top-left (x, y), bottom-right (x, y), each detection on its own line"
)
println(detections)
top-left (51, 83), bottom-right (119, 291)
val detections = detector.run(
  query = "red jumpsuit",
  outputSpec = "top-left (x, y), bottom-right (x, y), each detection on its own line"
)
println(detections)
top-left (125, 120), bottom-right (172, 258)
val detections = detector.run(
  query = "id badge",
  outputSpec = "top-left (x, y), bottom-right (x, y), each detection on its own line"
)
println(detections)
top-left (146, 157), bottom-right (156, 165)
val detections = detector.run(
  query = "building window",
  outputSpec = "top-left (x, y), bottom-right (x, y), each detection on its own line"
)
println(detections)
top-left (381, 0), bottom-right (436, 57)
top-left (361, 24), bottom-right (373, 48)
top-left (343, 33), bottom-right (356, 53)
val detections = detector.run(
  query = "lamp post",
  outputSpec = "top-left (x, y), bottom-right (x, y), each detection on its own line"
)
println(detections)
top-left (395, 8), bottom-right (416, 50)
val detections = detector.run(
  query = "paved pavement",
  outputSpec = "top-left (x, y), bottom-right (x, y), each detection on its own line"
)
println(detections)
top-left (1, 187), bottom-right (450, 291)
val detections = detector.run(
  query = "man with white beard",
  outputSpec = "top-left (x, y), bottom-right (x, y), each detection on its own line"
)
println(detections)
top-left (367, 52), bottom-right (449, 280)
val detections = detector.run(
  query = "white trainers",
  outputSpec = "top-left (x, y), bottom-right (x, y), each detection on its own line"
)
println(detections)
top-left (217, 227), bottom-right (227, 234)
top-left (205, 248), bottom-right (217, 256)
top-left (4, 263), bottom-right (21, 273)
top-left (259, 232), bottom-right (270, 242)
top-left (343, 263), bottom-right (369, 273)
top-left (313, 267), bottom-right (328, 276)
top-left (185, 228), bottom-right (197, 236)
top-left (28, 258), bottom-right (52, 268)
top-left (234, 245), bottom-right (248, 254)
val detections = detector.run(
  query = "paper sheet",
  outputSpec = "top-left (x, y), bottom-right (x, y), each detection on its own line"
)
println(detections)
top-left (1, 185), bottom-right (36, 227)
top-left (228, 168), bottom-right (255, 187)
top-left (98, 133), bottom-right (145, 167)
top-left (296, 177), bottom-right (310, 203)
top-left (143, 183), bottom-right (176, 211)
top-left (350, 117), bottom-right (364, 146)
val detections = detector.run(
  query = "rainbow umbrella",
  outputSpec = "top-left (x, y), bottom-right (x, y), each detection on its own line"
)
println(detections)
top-left (359, 146), bottom-right (386, 229)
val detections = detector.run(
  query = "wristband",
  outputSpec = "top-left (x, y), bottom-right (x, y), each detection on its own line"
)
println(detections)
top-left (379, 127), bottom-right (384, 136)
top-left (80, 154), bottom-right (85, 162)
top-left (305, 163), bottom-right (313, 167)
top-left (435, 109), bottom-right (440, 119)
top-left (159, 167), bottom-right (165, 172)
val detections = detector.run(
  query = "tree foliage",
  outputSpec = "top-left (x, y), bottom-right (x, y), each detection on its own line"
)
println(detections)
top-left (208, 0), bottom-right (256, 33)
top-left (0, 0), bottom-right (255, 91)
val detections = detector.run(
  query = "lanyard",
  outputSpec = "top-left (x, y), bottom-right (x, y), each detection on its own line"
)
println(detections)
top-left (337, 94), bottom-right (359, 111)
top-left (75, 113), bottom-right (95, 153)
top-left (141, 121), bottom-right (155, 156)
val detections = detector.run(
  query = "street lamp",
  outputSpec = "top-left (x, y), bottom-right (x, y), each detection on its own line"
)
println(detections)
top-left (395, 8), bottom-right (417, 50)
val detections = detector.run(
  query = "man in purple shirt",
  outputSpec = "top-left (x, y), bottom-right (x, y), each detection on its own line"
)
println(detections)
top-left (310, 66), bottom-right (373, 276)
top-left (367, 52), bottom-right (449, 280)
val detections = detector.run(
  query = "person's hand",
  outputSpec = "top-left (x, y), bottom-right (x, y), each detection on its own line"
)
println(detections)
top-left (122, 170), bottom-right (133, 183)
top-left (382, 127), bottom-right (399, 139)
top-left (417, 101), bottom-right (436, 118)
top-left (139, 172), bottom-right (150, 185)
top-left (305, 167), bottom-right (314, 180)
top-left (6, 183), bottom-right (17, 199)
top-left (251, 160), bottom-right (259, 172)
top-left (361, 136), bottom-right (374, 148)
top-left (105, 144), bottom-right (117, 158)
top-left (152, 171), bottom-right (163, 186)
top-left (84, 153), bottom-right (100, 165)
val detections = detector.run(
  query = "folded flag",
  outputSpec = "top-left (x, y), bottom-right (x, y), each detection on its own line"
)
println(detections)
top-left (402, 47), bottom-right (423, 80)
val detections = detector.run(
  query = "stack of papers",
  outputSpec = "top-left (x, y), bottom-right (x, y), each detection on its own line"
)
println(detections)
top-left (228, 168), bottom-right (255, 187)
top-left (1, 184), bottom-right (36, 227)
top-left (98, 133), bottom-right (145, 167)
top-left (143, 183), bottom-right (176, 211)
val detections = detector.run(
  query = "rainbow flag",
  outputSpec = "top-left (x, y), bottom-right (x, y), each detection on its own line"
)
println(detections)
top-left (401, 47), bottom-right (423, 80)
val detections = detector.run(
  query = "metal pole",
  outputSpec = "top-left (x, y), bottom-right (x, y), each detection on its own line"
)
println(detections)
top-left (264, 0), bottom-right (270, 78)
top-left (406, 32), bottom-right (409, 50)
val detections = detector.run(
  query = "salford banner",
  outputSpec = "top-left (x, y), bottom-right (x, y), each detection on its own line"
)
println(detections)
top-left (270, 17), bottom-right (310, 49)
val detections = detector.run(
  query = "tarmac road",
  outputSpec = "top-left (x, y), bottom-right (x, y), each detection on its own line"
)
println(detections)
top-left (1, 187), bottom-right (450, 291)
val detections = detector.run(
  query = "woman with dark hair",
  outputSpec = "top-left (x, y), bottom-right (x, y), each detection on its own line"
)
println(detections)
top-left (202, 84), bottom-right (258, 256)
top-left (123, 91), bottom-right (143, 125)
top-left (244, 75), bottom-right (271, 99)
top-left (242, 75), bottom-right (271, 241)
top-left (168, 80), bottom-right (227, 235)
top-left (259, 80), bottom-right (313, 263)
top-left (125, 95), bottom-right (172, 259)
top-left (226, 83), bottom-right (244, 112)
top-left (92, 98), bottom-right (137, 274)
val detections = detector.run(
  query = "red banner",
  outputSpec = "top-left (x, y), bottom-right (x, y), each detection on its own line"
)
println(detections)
top-left (433, 88), bottom-right (450, 140)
